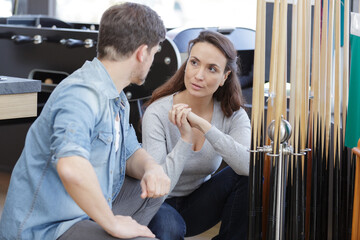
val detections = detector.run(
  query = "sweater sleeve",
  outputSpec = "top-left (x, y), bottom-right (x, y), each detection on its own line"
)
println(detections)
top-left (142, 100), bottom-right (193, 192)
top-left (205, 108), bottom-right (251, 176)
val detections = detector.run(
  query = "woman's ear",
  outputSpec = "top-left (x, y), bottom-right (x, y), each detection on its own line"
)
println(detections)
top-left (220, 70), bottom-right (231, 86)
top-left (136, 44), bottom-right (149, 62)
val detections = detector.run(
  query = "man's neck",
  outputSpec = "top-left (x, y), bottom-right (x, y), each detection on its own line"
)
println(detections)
top-left (100, 58), bottom-right (134, 94)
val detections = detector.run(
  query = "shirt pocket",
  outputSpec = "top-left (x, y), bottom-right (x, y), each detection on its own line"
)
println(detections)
top-left (90, 131), bottom-right (113, 167)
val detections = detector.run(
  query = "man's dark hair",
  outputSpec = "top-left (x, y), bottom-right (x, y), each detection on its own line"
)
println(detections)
top-left (97, 2), bottom-right (166, 60)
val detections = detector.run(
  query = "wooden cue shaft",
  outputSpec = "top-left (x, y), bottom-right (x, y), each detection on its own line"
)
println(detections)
top-left (318, 0), bottom-right (329, 237)
top-left (257, 0), bottom-right (266, 236)
top-left (319, 0), bottom-right (328, 162)
top-left (287, 1), bottom-right (298, 238)
top-left (342, 0), bottom-right (350, 238)
top-left (325, 0), bottom-right (334, 166)
top-left (342, 0), bottom-right (349, 145)
top-left (294, 0), bottom-right (305, 237)
top-left (333, 0), bottom-right (341, 238)
top-left (275, 0), bottom-right (288, 237)
top-left (262, 0), bottom-right (280, 238)
top-left (305, 0), bottom-right (315, 236)
top-left (299, 0), bottom-right (311, 238)
top-left (272, 0), bottom-right (287, 156)
top-left (248, 0), bottom-right (265, 238)
top-left (308, 0), bottom-right (321, 239)
top-left (266, 0), bottom-right (288, 238)
top-left (352, 140), bottom-right (360, 240)
top-left (325, 0), bottom-right (334, 238)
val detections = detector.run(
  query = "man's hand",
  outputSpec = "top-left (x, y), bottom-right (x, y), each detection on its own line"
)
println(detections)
top-left (106, 215), bottom-right (155, 239)
top-left (58, 156), bottom-right (155, 239)
top-left (140, 163), bottom-right (170, 199)
top-left (126, 148), bottom-right (171, 198)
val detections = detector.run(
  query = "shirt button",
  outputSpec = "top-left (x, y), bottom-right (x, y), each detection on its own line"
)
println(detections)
top-left (110, 170), bottom-right (113, 174)
top-left (108, 198), bottom-right (111, 202)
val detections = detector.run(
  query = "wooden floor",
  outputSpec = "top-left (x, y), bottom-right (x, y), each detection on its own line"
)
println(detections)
top-left (0, 171), bottom-right (219, 239)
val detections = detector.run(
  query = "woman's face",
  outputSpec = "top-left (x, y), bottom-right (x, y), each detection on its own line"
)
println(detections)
top-left (184, 42), bottom-right (230, 98)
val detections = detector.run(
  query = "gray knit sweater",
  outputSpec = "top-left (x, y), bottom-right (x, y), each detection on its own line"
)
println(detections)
top-left (142, 94), bottom-right (251, 197)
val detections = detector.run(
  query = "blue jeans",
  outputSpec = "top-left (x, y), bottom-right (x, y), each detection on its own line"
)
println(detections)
top-left (149, 166), bottom-right (249, 240)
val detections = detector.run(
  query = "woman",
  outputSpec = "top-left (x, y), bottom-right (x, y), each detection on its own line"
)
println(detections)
top-left (142, 30), bottom-right (250, 240)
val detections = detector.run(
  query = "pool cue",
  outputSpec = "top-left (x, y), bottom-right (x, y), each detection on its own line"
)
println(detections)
top-left (263, 1), bottom-right (280, 237)
top-left (268, 0), bottom-right (288, 239)
top-left (248, 0), bottom-right (266, 239)
top-left (299, 0), bottom-right (307, 236)
top-left (289, 0), bottom-right (305, 238)
top-left (342, 0), bottom-right (349, 153)
top-left (260, 0), bottom-right (267, 217)
top-left (257, 0), bottom-right (266, 236)
top-left (308, 0), bottom-right (321, 239)
top-left (341, 0), bottom-right (351, 238)
top-left (351, 140), bottom-right (360, 240)
top-left (332, 0), bottom-right (341, 238)
top-left (286, 2), bottom-right (298, 238)
top-left (305, 0), bottom-right (318, 237)
top-left (299, 0), bottom-right (312, 237)
top-left (351, 149), bottom-right (359, 240)
top-left (325, 0), bottom-right (335, 238)
top-left (275, 1), bottom-right (288, 237)
top-left (318, 0), bottom-right (329, 237)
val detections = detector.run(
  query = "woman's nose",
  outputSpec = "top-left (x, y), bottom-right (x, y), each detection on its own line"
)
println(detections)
top-left (195, 67), bottom-right (205, 80)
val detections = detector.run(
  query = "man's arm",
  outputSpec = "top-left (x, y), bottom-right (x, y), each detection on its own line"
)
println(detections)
top-left (57, 156), bottom-right (155, 239)
top-left (126, 148), bottom-right (170, 199)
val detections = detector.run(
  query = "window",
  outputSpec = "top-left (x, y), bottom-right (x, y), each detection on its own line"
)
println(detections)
top-left (0, 0), bottom-right (12, 17)
top-left (55, 0), bottom-right (256, 30)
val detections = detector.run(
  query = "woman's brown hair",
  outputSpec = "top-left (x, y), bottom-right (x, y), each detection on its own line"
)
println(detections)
top-left (146, 30), bottom-right (245, 117)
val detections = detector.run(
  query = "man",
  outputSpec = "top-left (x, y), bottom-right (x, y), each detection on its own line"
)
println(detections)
top-left (0, 3), bottom-right (170, 240)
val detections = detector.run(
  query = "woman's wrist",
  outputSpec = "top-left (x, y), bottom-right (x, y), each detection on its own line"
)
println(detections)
top-left (181, 133), bottom-right (192, 143)
top-left (197, 120), bottom-right (212, 134)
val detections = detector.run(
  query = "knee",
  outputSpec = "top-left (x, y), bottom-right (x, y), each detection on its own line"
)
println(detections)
top-left (149, 204), bottom-right (186, 240)
top-left (223, 167), bottom-right (249, 186)
top-left (234, 174), bottom-right (249, 196)
top-left (223, 167), bottom-right (249, 196)
top-left (147, 195), bottom-right (166, 210)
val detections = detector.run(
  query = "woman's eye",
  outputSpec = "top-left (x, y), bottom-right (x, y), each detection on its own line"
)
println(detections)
top-left (190, 60), bottom-right (198, 66)
top-left (209, 66), bottom-right (216, 72)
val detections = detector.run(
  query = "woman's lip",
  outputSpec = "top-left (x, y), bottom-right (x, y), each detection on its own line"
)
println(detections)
top-left (191, 83), bottom-right (202, 89)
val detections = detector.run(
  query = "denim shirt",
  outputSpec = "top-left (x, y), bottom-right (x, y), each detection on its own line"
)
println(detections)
top-left (0, 58), bottom-right (141, 240)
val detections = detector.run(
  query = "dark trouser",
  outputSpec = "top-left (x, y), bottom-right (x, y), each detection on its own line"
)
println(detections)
top-left (58, 176), bottom-right (163, 240)
top-left (148, 166), bottom-right (249, 240)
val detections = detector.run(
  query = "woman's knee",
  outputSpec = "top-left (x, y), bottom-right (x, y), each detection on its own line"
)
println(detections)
top-left (149, 203), bottom-right (186, 240)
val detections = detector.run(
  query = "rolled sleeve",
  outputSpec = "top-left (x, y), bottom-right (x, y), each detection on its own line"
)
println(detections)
top-left (49, 84), bottom-right (98, 165)
top-left (53, 142), bottom-right (90, 165)
top-left (125, 124), bottom-right (142, 160)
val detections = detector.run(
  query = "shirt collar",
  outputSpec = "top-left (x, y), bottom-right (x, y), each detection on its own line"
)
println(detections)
top-left (115, 91), bottom-right (128, 110)
top-left (91, 58), bottom-right (121, 100)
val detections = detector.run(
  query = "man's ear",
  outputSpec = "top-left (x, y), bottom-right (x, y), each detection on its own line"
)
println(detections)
top-left (136, 44), bottom-right (149, 62)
